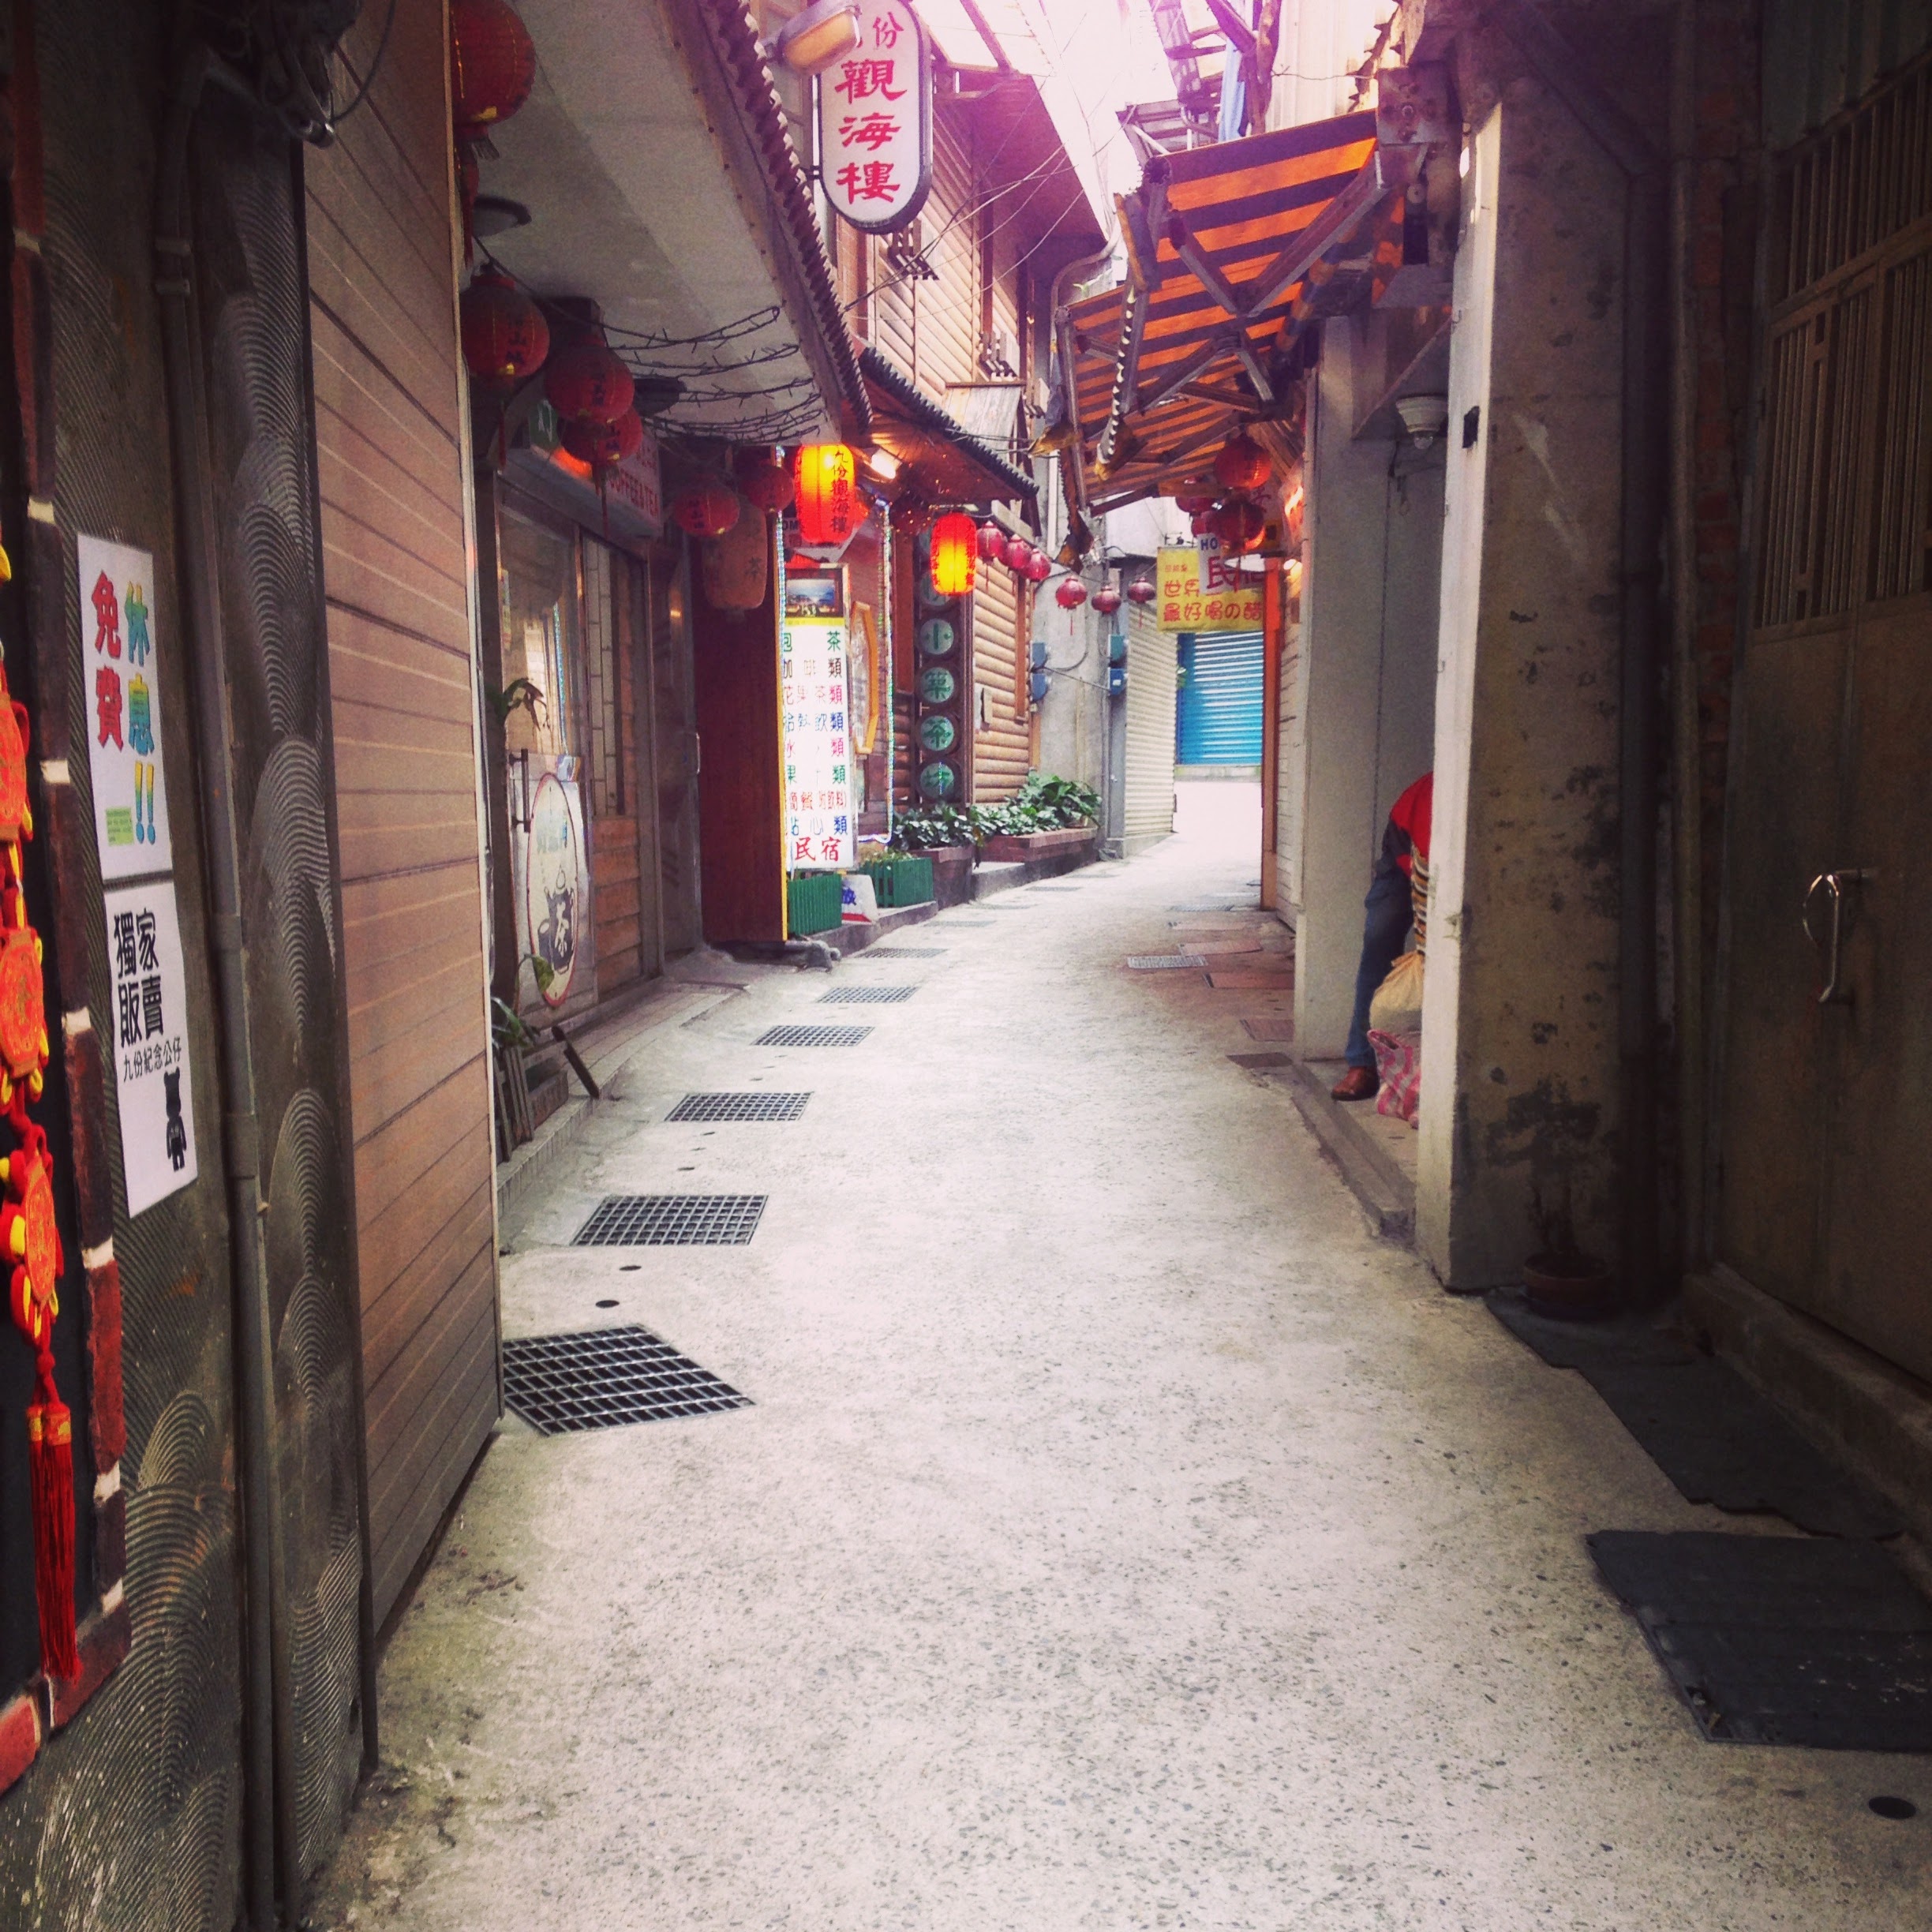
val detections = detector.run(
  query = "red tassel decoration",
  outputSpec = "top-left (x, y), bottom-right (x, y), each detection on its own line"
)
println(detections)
top-left (27, 1379), bottom-right (77, 1681)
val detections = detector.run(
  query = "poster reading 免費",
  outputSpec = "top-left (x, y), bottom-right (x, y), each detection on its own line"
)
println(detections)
top-left (781, 594), bottom-right (855, 874)
top-left (78, 534), bottom-right (174, 878)
top-left (103, 879), bottom-right (198, 1215)
top-left (1156, 535), bottom-right (1264, 634)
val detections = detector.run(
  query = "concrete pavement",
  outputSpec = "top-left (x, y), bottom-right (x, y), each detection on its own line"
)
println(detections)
top-left (309, 803), bottom-right (1932, 1930)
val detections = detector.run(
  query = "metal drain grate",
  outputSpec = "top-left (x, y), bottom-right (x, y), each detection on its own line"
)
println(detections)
top-left (503, 1326), bottom-right (751, 1433)
top-left (573, 1194), bottom-right (767, 1245)
top-left (853, 945), bottom-right (945, 958)
top-left (945, 919), bottom-right (994, 927)
top-left (665, 1091), bottom-right (809, 1123)
top-left (818, 985), bottom-right (915, 1004)
top-left (755, 1024), bottom-right (872, 1046)
top-left (1031, 886), bottom-right (1080, 893)
top-left (1127, 954), bottom-right (1207, 970)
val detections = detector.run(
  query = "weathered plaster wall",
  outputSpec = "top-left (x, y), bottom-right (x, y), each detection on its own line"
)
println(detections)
top-left (1417, 59), bottom-right (1629, 1288)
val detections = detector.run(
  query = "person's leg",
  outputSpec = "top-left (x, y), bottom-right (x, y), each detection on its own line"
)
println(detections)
top-left (1341, 865), bottom-right (1413, 1073)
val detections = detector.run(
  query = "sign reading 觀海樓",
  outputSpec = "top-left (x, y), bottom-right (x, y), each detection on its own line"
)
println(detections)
top-left (781, 584), bottom-right (856, 872)
top-left (1156, 536), bottom-right (1264, 633)
top-left (103, 880), bottom-right (197, 1215)
top-left (79, 534), bottom-right (174, 877)
top-left (819, 0), bottom-right (932, 235)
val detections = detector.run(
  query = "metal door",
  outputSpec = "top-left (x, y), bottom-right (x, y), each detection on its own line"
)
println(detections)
top-left (1175, 629), bottom-right (1264, 765)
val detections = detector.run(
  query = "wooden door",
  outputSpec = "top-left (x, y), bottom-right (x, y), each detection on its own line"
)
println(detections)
top-left (1717, 58), bottom-right (1932, 1377)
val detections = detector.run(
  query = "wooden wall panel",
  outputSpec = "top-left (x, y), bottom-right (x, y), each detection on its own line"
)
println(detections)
top-left (306, 0), bottom-right (499, 1625)
top-left (916, 112), bottom-right (979, 394)
top-left (971, 564), bottom-right (1029, 799)
top-left (1124, 599), bottom-right (1178, 848)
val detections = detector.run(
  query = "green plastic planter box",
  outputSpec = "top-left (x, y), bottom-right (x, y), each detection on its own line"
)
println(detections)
top-left (863, 855), bottom-right (935, 908)
top-left (788, 871), bottom-right (844, 936)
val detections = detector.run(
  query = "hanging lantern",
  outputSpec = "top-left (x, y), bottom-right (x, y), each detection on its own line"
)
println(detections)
top-left (1004, 537), bottom-right (1033, 575)
top-left (976, 522), bottom-right (1008, 564)
top-left (738, 451), bottom-right (796, 515)
top-left (1024, 549), bottom-right (1052, 585)
top-left (451, 0), bottom-right (537, 138)
top-left (795, 443), bottom-right (859, 545)
top-left (1174, 485), bottom-right (1215, 516)
top-left (673, 482), bottom-right (741, 539)
top-left (545, 339), bottom-right (635, 425)
top-left (459, 267), bottom-right (549, 393)
top-left (929, 513), bottom-right (978, 597)
top-left (560, 408), bottom-right (644, 470)
top-left (1093, 584), bottom-right (1122, 616)
top-left (1212, 497), bottom-right (1267, 552)
top-left (1190, 507), bottom-right (1215, 538)
top-left (1214, 430), bottom-right (1272, 494)
top-left (1054, 578), bottom-right (1088, 610)
top-left (1125, 576), bottom-right (1156, 605)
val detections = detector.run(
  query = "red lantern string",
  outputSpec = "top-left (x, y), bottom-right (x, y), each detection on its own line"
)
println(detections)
top-left (0, 653), bottom-right (73, 1683)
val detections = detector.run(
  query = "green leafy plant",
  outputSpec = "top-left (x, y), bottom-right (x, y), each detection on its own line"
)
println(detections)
top-left (886, 772), bottom-right (1099, 852)
top-left (485, 676), bottom-right (547, 729)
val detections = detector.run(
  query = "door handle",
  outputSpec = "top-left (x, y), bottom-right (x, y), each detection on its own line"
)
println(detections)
top-left (1802, 868), bottom-right (1875, 1005)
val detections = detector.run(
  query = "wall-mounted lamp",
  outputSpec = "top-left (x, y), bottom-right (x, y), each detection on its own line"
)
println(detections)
top-left (1395, 393), bottom-right (1451, 450)
top-left (865, 447), bottom-right (900, 482)
top-left (770, 0), bottom-right (861, 74)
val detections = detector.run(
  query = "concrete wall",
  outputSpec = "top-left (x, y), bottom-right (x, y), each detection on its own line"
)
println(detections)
top-left (1415, 69), bottom-right (1630, 1288)
top-left (1290, 314), bottom-right (1443, 1059)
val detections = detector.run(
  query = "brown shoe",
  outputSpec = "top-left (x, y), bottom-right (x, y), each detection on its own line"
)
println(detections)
top-left (1330, 1066), bottom-right (1377, 1102)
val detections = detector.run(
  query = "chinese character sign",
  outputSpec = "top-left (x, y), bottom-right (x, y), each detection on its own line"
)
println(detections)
top-left (781, 619), bottom-right (856, 872)
top-left (102, 881), bottom-right (197, 1215)
top-left (78, 534), bottom-right (174, 878)
top-left (820, 0), bottom-right (931, 234)
top-left (1155, 537), bottom-right (1265, 634)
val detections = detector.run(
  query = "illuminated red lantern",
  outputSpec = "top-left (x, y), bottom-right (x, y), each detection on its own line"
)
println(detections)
top-left (1024, 549), bottom-right (1052, 585)
top-left (1054, 577), bottom-right (1088, 610)
top-left (1214, 431), bottom-right (1271, 494)
top-left (451, 0), bottom-right (537, 139)
top-left (1125, 576), bottom-right (1155, 605)
top-left (1212, 497), bottom-right (1267, 552)
top-left (1092, 584), bottom-right (1122, 616)
top-left (673, 483), bottom-right (741, 539)
top-left (930, 513), bottom-right (978, 597)
top-left (738, 451), bottom-right (796, 515)
top-left (459, 267), bottom-right (549, 392)
top-left (1174, 486), bottom-right (1215, 515)
top-left (1004, 537), bottom-right (1033, 574)
top-left (546, 339), bottom-right (634, 425)
top-left (976, 522), bottom-right (1007, 564)
top-left (560, 408), bottom-right (644, 470)
top-left (795, 443), bottom-right (859, 545)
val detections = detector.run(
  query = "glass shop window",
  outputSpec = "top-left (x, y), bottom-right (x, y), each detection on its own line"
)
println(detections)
top-left (499, 511), bottom-right (581, 764)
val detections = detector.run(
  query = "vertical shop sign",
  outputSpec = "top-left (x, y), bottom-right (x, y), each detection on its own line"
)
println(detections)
top-left (819, 0), bottom-right (932, 234)
top-left (102, 881), bottom-right (197, 1214)
top-left (78, 534), bottom-right (173, 877)
top-left (781, 574), bottom-right (855, 871)
top-left (1155, 536), bottom-right (1264, 633)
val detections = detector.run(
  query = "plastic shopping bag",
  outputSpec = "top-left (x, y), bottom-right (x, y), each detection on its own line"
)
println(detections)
top-left (1368, 948), bottom-right (1425, 1034)
top-left (1368, 1028), bottom-right (1421, 1123)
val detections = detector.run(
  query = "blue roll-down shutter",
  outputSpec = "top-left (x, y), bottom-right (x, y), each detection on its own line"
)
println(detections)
top-left (1174, 630), bottom-right (1264, 765)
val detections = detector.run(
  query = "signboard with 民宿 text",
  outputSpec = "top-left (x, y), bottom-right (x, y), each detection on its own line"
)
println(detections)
top-left (781, 611), bottom-right (856, 873)
top-left (78, 534), bottom-right (174, 878)
top-left (819, 0), bottom-right (932, 234)
top-left (1156, 536), bottom-right (1264, 633)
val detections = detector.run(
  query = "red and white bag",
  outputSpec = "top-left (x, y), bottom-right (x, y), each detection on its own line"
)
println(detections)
top-left (1368, 1028), bottom-right (1421, 1123)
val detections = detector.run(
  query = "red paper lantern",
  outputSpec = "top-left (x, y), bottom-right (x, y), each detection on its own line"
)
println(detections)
top-left (560, 408), bottom-right (644, 470)
top-left (1174, 486), bottom-right (1215, 515)
top-left (976, 522), bottom-right (1008, 563)
top-left (930, 513), bottom-right (978, 597)
top-left (673, 483), bottom-right (741, 539)
top-left (1125, 576), bottom-right (1155, 605)
top-left (545, 339), bottom-right (634, 425)
top-left (795, 443), bottom-right (859, 545)
top-left (1054, 578), bottom-right (1088, 610)
top-left (1214, 431), bottom-right (1271, 494)
top-left (1212, 497), bottom-right (1267, 552)
top-left (1092, 585), bottom-right (1122, 616)
top-left (459, 267), bottom-right (549, 392)
top-left (451, 0), bottom-right (537, 138)
top-left (738, 451), bottom-right (796, 515)
top-left (1004, 537), bottom-right (1033, 575)
top-left (1024, 549), bottom-right (1052, 585)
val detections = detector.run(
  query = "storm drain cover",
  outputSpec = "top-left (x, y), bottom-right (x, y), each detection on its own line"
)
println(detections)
top-left (818, 985), bottom-right (915, 1004)
top-left (1127, 954), bottom-right (1208, 970)
top-left (1031, 886), bottom-right (1079, 893)
top-left (945, 919), bottom-right (994, 927)
top-left (503, 1326), bottom-right (751, 1433)
top-left (574, 1194), bottom-right (766, 1245)
top-left (855, 946), bottom-right (946, 957)
top-left (665, 1091), bottom-right (809, 1123)
top-left (755, 1024), bottom-right (872, 1046)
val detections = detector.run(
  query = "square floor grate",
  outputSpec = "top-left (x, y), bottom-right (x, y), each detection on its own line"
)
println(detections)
top-left (665, 1091), bottom-right (809, 1123)
top-left (854, 946), bottom-right (945, 958)
top-left (818, 984), bottom-right (915, 1004)
top-left (1127, 954), bottom-right (1207, 970)
top-left (503, 1326), bottom-right (752, 1434)
top-left (755, 1023), bottom-right (873, 1046)
top-left (573, 1194), bottom-right (767, 1245)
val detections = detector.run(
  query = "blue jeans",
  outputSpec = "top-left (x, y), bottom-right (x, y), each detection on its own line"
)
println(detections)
top-left (1344, 864), bottom-right (1413, 1071)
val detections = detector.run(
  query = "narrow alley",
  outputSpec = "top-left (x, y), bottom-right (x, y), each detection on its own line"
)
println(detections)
top-left (313, 804), bottom-right (1932, 1931)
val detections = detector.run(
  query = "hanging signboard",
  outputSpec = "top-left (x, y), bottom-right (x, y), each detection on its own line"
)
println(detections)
top-left (78, 534), bottom-right (174, 878)
top-left (1155, 537), bottom-right (1264, 633)
top-left (522, 770), bottom-right (590, 1008)
top-left (819, 0), bottom-right (933, 235)
top-left (103, 880), bottom-right (197, 1215)
top-left (781, 575), bottom-right (856, 872)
